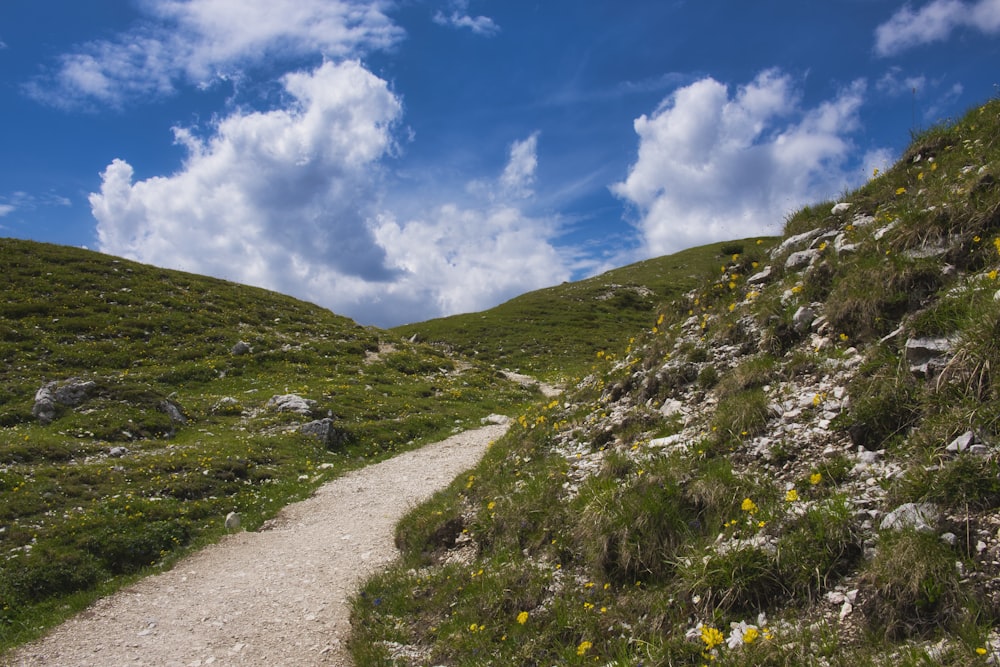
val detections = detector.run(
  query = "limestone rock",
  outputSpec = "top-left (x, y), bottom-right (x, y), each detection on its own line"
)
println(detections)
top-left (32, 378), bottom-right (97, 424)
top-left (946, 431), bottom-right (975, 454)
top-left (231, 341), bottom-right (252, 356)
top-left (266, 394), bottom-right (316, 415)
top-left (904, 337), bottom-right (954, 378)
top-left (880, 502), bottom-right (939, 533)
top-left (792, 306), bottom-right (816, 333)
top-left (785, 249), bottom-right (819, 271)
top-left (299, 418), bottom-right (351, 448)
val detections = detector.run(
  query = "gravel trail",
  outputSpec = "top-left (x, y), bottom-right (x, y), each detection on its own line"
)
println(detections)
top-left (7, 422), bottom-right (509, 667)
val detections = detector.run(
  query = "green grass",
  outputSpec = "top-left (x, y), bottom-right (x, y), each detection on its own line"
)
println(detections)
top-left (391, 237), bottom-right (777, 381)
top-left (351, 97), bottom-right (1000, 665)
top-left (0, 239), bottom-right (540, 653)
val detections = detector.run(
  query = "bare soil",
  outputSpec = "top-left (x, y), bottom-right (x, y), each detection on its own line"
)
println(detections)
top-left (7, 422), bottom-right (509, 667)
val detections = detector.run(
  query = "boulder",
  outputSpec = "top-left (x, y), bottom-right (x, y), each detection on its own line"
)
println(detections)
top-left (792, 306), bottom-right (816, 333)
top-left (785, 249), bottom-right (819, 271)
top-left (160, 400), bottom-right (187, 424)
top-left (299, 418), bottom-right (352, 448)
top-left (904, 337), bottom-right (954, 378)
top-left (880, 502), bottom-right (939, 533)
top-left (53, 379), bottom-right (97, 406)
top-left (747, 265), bottom-right (773, 285)
top-left (266, 394), bottom-right (316, 415)
top-left (231, 341), bottom-right (252, 356)
top-left (945, 431), bottom-right (975, 454)
top-left (32, 378), bottom-right (97, 424)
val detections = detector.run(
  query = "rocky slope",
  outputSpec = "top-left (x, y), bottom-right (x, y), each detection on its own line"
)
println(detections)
top-left (352, 99), bottom-right (1000, 665)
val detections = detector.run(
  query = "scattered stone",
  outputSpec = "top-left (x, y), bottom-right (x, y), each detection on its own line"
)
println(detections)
top-left (481, 414), bottom-right (511, 426)
top-left (225, 512), bottom-right (241, 531)
top-left (160, 400), bottom-right (187, 424)
top-left (946, 431), bottom-right (975, 454)
top-left (659, 399), bottom-right (685, 418)
top-left (231, 341), bottom-right (252, 356)
top-left (266, 394), bottom-right (316, 415)
top-left (792, 306), bottom-right (816, 333)
top-left (831, 202), bottom-right (852, 215)
top-left (880, 502), bottom-right (939, 533)
top-left (299, 418), bottom-right (352, 448)
top-left (785, 249), bottom-right (820, 271)
top-left (747, 265), bottom-right (773, 285)
top-left (32, 378), bottom-right (98, 424)
top-left (772, 228), bottom-right (824, 256)
top-left (53, 379), bottom-right (97, 406)
top-left (109, 446), bottom-right (129, 458)
top-left (904, 337), bottom-right (955, 377)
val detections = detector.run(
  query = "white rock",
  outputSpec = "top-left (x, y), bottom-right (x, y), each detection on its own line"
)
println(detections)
top-left (225, 512), bottom-right (242, 531)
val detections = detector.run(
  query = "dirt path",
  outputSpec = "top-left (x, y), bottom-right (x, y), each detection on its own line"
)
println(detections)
top-left (7, 421), bottom-right (510, 667)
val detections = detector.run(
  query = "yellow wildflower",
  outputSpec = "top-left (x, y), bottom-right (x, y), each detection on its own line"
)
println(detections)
top-left (701, 625), bottom-right (725, 650)
top-left (517, 611), bottom-right (529, 625)
top-left (741, 498), bottom-right (758, 514)
top-left (743, 627), bottom-right (760, 644)
top-left (810, 472), bottom-right (822, 485)
top-left (896, 187), bottom-right (906, 195)
top-left (785, 489), bottom-right (799, 502)
top-left (576, 640), bottom-right (593, 656)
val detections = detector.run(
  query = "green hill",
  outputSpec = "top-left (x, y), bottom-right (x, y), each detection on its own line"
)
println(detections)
top-left (392, 237), bottom-right (777, 381)
top-left (0, 240), bottom-right (538, 651)
top-left (353, 98), bottom-right (1000, 665)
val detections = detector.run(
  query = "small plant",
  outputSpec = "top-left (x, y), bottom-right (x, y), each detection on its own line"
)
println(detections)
top-left (859, 529), bottom-right (967, 639)
top-left (711, 387), bottom-right (773, 441)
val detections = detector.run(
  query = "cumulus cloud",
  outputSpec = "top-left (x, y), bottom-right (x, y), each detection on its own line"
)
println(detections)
top-left (26, 0), bottom-right (401, 108)
top-left (875, 0), bottom-right (1000, 56)
top-left (368, 131), bottom-right (570, 325)
top-left (433, 0), bottom-right (500, 36)
top-left (372, 204), bottom-right (568, 323)
top-left (612, 69), bottom-right (869, 257)
top-left (90, 62), bottom-right (567, 326)
top-left (91, 60), bottom-right (402, 301)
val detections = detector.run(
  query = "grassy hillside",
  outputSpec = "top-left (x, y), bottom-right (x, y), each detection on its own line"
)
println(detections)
top-left (0, 240), bottom-right (539, 652)
top-left (352, 98), bottom-right (1000, 665)
top-left (392, 237), bottom-right (777, 381)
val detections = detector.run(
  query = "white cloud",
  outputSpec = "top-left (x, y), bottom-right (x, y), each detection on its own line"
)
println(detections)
top-left (27, 0), bottom-right (402, 108)
top-left (91, 60), bottom-right (402, 304)
top-left (433, 1), bottom-right (500, 36)
top-left (876, 66), bottom-right (928, 96)
top-left (369, 131), bottom-right (571, 325)
top-left (499, 132), bottom-right (539, 198)
top-left (372, 204), bottom-right (568, 323)
top-left (612, 70), bottom-right (870, 257)
top-left (875, 0), bottom-right (1000, 56)
top-left (90, 61), bottom-right (568, 326)
top-left (0, 204), bottom-right (14, 217)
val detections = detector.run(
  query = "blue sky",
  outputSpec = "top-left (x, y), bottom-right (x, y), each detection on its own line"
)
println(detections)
top-left (1, 1), bottom-right (998, 327)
